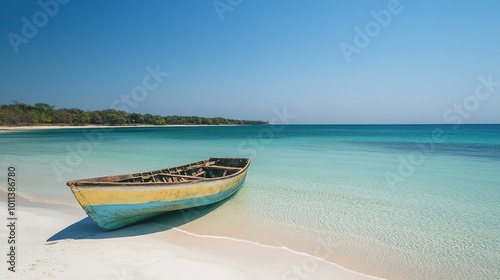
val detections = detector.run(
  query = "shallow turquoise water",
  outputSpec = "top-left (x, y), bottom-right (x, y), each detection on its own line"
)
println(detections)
top-left (1, 125), bottom-right (499, 279)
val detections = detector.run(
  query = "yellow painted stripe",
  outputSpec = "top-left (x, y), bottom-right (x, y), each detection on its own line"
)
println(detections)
top-left (72, 173), bottom-right (246, 207)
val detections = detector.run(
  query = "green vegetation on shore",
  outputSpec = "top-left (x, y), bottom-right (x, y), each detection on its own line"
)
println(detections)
top-left (0, 102), bottom-right (268, 126)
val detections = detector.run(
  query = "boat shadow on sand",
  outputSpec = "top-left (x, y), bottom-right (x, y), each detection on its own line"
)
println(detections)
top-left (47, 194), bottom-right (234, 242)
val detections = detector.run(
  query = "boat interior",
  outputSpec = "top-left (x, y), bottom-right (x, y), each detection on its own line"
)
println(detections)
top-left (118, 158), bottom-right (249, 183)
top-left (67, 158), bottom-right (250, 186)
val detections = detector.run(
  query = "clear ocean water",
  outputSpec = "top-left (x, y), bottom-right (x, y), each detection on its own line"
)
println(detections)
top-left (1, 125), bottom-right (499, 279)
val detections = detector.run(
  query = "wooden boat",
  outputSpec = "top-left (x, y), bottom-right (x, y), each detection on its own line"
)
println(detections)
top-left (67, 158), bottom-right (250, 230)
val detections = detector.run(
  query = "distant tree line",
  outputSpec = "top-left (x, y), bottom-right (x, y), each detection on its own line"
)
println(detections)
top-left (0, 102), bottom-right (268, 126)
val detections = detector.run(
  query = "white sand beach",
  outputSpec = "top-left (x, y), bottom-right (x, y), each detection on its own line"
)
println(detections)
top-left (0, 193), bottom-right (384, 280)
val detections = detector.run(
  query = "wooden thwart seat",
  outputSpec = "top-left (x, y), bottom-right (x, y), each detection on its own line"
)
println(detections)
top-left (158, 173), bottom-right (206, 180)
top-left (204, 165), bottom-right (242, 171)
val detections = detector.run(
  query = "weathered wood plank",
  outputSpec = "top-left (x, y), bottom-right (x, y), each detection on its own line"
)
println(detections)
top-left (158, 173), bottom-right (207, 180)
top-left (204, 165), bottom-right (242, 171)
top-left (183, 161), bottom-right (216, 171)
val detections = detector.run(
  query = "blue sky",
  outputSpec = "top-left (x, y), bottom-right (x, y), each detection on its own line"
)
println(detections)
top-left (1, 0), bottom-right (499, 124)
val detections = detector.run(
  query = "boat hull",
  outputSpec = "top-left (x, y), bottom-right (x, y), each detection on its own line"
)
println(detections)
top-left (69, 166), bottom-right (248, 230)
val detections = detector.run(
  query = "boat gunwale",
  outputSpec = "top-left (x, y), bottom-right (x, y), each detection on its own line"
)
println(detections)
top-left (66, 158), bottom-right (250, 187)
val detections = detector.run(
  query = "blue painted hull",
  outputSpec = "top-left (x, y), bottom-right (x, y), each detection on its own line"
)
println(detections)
top-left (68, 158), bottom-right (251, 230)
top-left (84, 179), bottom-right (245, 229)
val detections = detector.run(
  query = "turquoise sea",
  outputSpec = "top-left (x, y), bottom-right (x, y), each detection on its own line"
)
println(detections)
top-left (1, 125), bottom-right (499, 279)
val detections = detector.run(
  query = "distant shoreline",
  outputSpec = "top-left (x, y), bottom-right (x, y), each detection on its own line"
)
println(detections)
top-left (0, 124), bottom-right (245, 132)
top-left (2, 123), bottom-right (499, 133)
